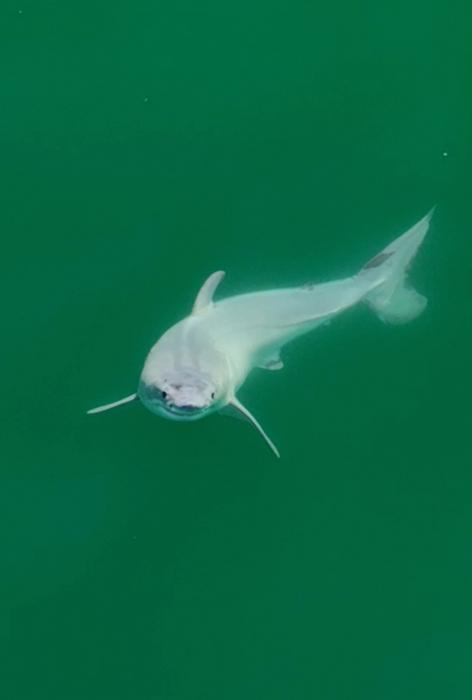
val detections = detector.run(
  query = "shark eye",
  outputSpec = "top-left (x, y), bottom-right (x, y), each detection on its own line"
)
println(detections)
top-left (211, 392), bottom-right (215, 399)
top-left (161, 390), bottom-right (167, 399)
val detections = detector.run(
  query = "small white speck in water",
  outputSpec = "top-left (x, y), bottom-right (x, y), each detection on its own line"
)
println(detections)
top-left (442, 151), bottom-right (448, 157)
top-left (144, 97), bottom-right (149, 103)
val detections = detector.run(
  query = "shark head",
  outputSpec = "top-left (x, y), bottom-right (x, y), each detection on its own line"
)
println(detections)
top-left (138, 369), bottom-right (221, 421)
top-left (88, 270), bottom-right (280, 456)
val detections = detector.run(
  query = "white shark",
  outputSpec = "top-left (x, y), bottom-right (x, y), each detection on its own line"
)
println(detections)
top-left (88, 210), bottom-right (434, 457)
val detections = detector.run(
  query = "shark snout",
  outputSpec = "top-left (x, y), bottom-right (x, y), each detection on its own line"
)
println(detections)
top-left (137, 370), bottom-right (218, 421)
top-left (168, 384), bottom-right (210, 409)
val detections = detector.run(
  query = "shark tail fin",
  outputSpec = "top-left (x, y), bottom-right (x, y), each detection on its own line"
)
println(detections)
top-left (360, 208), bottom-right (434, 325)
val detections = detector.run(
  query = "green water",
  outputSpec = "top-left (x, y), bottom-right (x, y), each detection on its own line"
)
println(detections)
top-left (2, 1), bottom-right (471, 698)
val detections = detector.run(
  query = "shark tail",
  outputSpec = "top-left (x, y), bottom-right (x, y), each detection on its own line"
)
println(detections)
top-left (359, 208), bottom-right (434, 325)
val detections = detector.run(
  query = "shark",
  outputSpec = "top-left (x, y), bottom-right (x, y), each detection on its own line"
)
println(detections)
top-left (88, 209), bottom-right (434, 457)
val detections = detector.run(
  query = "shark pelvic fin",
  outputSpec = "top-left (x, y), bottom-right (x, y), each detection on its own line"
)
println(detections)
top-left (87, 393), bottom-right (138, 415)
top-left (192, 270), bottom-right (225, 314)
top-left (258, 351), bottom-right (284, 371)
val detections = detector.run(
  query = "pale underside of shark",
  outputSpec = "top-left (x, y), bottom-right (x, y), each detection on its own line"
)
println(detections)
top-left (88, 210), bottom-right (434, 457)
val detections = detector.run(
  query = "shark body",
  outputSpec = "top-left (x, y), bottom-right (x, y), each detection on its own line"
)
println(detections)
top-left (88, 210), bottom-right (434, 457)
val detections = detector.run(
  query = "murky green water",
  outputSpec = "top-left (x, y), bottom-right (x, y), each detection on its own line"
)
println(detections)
top-left (1, 1), bottom-right (471, 698)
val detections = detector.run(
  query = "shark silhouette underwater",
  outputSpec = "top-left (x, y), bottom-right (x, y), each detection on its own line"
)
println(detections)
top-left (88, 210), bottom-right (434, 457)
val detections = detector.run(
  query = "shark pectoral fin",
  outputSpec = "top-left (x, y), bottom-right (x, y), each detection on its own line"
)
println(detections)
top-left (226, 396), bottom-right (280, 458)
top-left (192, 270), bottom-right (226, 314)
top-left (87, 393), bottom-right (138, 415)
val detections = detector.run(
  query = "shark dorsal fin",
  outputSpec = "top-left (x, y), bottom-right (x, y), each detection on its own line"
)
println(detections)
top-left (192, 271), bottom-right (225, 314)
top-left (228, 396), bottom-right (280, 458)
top-left (87, 393), bottom-right (137, 414)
